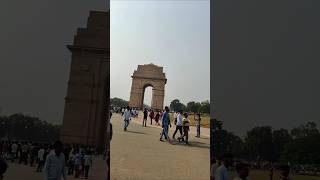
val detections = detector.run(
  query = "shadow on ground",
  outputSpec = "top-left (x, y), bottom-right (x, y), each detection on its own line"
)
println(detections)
top-left (126, 130), bottom-right (148, 135)
top-left (170, 140), bottom-right (210, 149)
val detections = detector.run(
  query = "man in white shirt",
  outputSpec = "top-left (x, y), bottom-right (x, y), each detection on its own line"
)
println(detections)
top-left (11, 142), bottom-right (18, 160)
top-left (44, 141), bottom-right (67, 180)
top-left (215, 153), bottom-right (233, 180)
top-left (122, 106), bottom-right (131, 131)
top-left (37, 146), bottom-right (45, 172)
top-left (172, 110), bottom-right (183, 139)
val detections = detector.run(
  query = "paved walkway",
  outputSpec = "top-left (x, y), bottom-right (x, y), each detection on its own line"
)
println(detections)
top-left (3, 113), bottom-right (210, 180)
top-left (5, 156), bottom-right (107, 180)
top-left (111, 113), bottom-right (210, 180)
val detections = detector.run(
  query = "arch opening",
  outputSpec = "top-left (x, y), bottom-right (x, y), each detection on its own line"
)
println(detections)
top-left (142, 85), bottom-right (153, 109)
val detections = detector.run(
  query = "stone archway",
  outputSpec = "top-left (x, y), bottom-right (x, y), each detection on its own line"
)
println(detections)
top-left (129, 64), bottom-right (167, 110)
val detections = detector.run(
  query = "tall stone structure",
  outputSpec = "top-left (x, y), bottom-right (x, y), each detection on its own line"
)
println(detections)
top-left (60, 11), bottom-right (110, 152)
top-left (129, 64), bottom-right (167, 110)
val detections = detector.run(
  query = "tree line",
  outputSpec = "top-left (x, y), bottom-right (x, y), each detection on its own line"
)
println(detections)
top-left (0, 114), bottom-right (60, 142)
top-left (110, 97), bottom-right (150, 109)
top-left (211, 119), bottom-right (320, 165)
top-left (169, 99), bottom-right (210, 114)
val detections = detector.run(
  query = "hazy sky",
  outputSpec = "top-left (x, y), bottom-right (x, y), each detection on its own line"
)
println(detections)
top-left (0, 0), bottom-right (107, 124)
top-left (110, 0), bottom-right (210, 106)
top-left (214, 1), bottom-right (320, 136)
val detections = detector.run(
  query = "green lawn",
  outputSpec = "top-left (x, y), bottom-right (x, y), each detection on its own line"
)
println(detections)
top-left (229, 170), bottom-right (320, 180)
top-left (169, 113), bottom-right (210, 128)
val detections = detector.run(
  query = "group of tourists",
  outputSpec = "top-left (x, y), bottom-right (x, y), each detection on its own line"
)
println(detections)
top-left (211, 153), bottom-right (292, 180)
top-left (121, 105), bottom-right (202, 146)
top-left (0, 140), bottom-right (96, 179)
top-left (120, 107), bottom-right (138, 118)
top-left (143, 108), bottom-right (161, 126)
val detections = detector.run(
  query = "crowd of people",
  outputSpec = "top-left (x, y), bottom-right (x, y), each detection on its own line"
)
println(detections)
top-left (211, 153), bottom-right (292, 180)
top-left (0, 140), bottom-right (97, 179)
top-left (117, 105), bottom-right (202, 146)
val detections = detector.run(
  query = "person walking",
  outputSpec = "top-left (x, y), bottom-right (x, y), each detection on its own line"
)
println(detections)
top-left (44, 141), bottom-right (67, 180)
top-left (83, 150), bottom-right (93, 179)
top-left (174, 111), bottom-right (178, 125)
top-left (195, 113), bottom-right (201, 138)
top-left (10, 142), bottom-right (18, 162)
top-left (172, 110), bottom-right (183, 140)
top-left (149, 110), bottom-right (154, 125)
top-left (211, 158), bottom-right (218, 180)
top-left (215, 153), bottom-right (233, 180)
top-left (67, 150), bottom-right (75, 175)
top-left (178, 113), bottom-right (190, 145)
top-left (73, 149), bottom-right (82, 178)
top-left (36, 146), bottom-right (45, 172)
top-left (123, 106), bottom-right (131, 131)
top-left (160, 106), bottom-right (172, 144)
top-left (143, 108), bottom-right (148, 127)
top-left (154, 111), bottom-right (160, 126)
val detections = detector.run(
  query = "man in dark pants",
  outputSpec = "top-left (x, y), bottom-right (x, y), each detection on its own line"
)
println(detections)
top-left (172, 110), bottom-right (183, 140)
top-left (143, 108), bottom-right (148, 127)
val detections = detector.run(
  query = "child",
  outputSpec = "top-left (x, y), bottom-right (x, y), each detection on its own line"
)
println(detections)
top-left (178, 113), bottom-right (190, 145)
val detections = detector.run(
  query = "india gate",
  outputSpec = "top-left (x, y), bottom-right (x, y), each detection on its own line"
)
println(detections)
top-left (129, 63), bottom-right (167, 110)
top-left (60, 11), bottom-right (110, 153)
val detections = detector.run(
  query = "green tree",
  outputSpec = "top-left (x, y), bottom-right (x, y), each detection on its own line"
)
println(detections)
top-left (110, 97), bottom-right (128, 107)
top-left (244, 126), bottom-right (274, 162)
top-left (281, 134), bottom-right (320, 164)
top-left (169, 99), bottom-right (186, 112)
top-left (199, 100), bottom-right (210, 114)
top-left (291, 121), bottom-right (319, 139)
top-left (186, 101), bottom-right (198, 112)
top-left (272, 128), bottom-right (292, 161)
top-left (0, 113), bottom-right (60, 142)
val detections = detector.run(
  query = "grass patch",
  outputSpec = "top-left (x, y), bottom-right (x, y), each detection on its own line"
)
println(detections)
top-left (169, 113), bottom-right (210, 128)
top-left (229, 170), bottom-right (320, 180)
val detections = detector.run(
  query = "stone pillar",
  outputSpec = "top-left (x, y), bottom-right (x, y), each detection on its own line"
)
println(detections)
top-left (60, 11), bottom-right (109, 153)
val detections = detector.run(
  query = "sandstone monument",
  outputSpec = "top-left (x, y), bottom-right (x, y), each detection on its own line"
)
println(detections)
top-left (60, 11), bottom-right (110, 152)
top-left (129, 64), bottom-right (167, 110)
